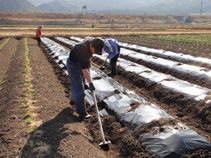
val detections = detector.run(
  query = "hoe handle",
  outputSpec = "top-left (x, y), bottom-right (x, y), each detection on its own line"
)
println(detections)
top-left (92, 91), bottom-right (106, 144)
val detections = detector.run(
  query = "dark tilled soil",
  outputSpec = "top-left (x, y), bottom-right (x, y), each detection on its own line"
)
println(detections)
top-left (0, 36), bottom-right (211, 158)
top-left (0, 38), bottom-right (18, 80)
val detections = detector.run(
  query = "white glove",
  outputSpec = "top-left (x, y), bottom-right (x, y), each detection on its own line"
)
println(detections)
top-left (110, 48), bottom-right (113, 52)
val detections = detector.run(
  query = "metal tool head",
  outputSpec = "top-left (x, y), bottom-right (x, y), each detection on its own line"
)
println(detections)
top-left (99, 140), bottom-right (111, 150)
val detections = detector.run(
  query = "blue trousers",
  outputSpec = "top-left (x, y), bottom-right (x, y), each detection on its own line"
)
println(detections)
top-left (66, 58), bottom-right (86, 114)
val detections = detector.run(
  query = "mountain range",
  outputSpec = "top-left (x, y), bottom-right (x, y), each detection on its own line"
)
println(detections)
top-left (0, 0), bottom-right (39, 12)
top-left (37, 0), bottom-right (80, 13)
top-left (1, 0), bottom-right (211, 15)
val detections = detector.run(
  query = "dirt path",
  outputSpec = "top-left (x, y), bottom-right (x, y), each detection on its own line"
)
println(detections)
top-left (0, 38), bottom-right (112, 158)
top-left (0, 38), bottom-right (28, 157)
top-left (0, 38), bottom-right (17, 81)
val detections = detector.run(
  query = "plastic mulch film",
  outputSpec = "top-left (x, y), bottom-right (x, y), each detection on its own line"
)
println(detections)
top-left (89, 66), bottom-right (173, 129)
top-left (55, 54), bottom-right (69, 65)
top-left (42, 38), bottom-right (68, 56)
top-left (89, 66), bottom-right (108, 78)
top-left (84, 78), bottom-right (116, 105)
top-left (103, 93), bottom-right (173, 131)
top-left (84, 90), bottom-right (95, 105)
top-left (104, 77), bottom-right (132, 94)
top-left (88, 66), bottom-right (149, 105)
top-left (119, 41), bottom-right (211, 65)
top-left (103, 93), bottom-right (134, 116)
top-left (56, 37), bottom-right (78, 46)
top-left (160, 79), bottom-right (211, 100)
top-left (99, 108), bottom-right (109, 117)
top-left (125, 65), bottom-right (152, 74)
top-left (92, 78), bottom-right (116, 101)
top-left (116, 58), bottom-right (211, 102)
top-left (140, 124), bottom-right (211, 158)
top-left (120, 48), bottom-right (211, 83)
top-left (70, 36), bottom-right (84, 42)
top-left (122, 103), bottom-right (174, 131)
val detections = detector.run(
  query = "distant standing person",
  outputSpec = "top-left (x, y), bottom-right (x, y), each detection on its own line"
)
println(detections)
top-left (36, 25), bottom-right (42, 47)
top-left (103, 38), bottom-right (121, 77)
top-left (66, 37), bottom-right (104, 118)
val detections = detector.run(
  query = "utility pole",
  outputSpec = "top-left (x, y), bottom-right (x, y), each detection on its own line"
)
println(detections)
top-left (200, 0), bottom-right (203, 15)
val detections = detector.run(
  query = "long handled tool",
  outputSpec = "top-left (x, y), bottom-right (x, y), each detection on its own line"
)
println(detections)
top-left (92, 91), bottom-right (111, 147)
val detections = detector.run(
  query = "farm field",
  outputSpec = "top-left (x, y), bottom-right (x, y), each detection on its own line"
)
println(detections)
top-left (1, 23), bottom-right (211, 37)
top-left (1, 25), bottom-right (211, 158)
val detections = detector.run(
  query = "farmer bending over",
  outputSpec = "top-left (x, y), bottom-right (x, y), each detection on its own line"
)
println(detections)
top-left (103, 38), bottom-right (121, 77)
top-left (66, 37), bottom-right (104, 118)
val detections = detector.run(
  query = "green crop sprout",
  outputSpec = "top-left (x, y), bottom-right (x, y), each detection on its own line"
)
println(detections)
top-left (22, 97), bottom-right (28, 102)
top-left (29, 140), bottom-right (38, 148)
top-left (23, 87), bottom-right (30, 91)
top-left (24, 93), bottom-right (29, 97)
top-left (1, 80), bottom-right (7, 84)
top-left (26, 111), bottom-right (33, 117)
top-left (26, 118), bottom-right (32, 124)
top-left (22, 103), bottom-right (30, 108)
top-left (28, 127), bottom-right (37, 133)
top-left (24, 83), bottom-right (31, 86)
top-left (25, 79), bottom-right (31, 83)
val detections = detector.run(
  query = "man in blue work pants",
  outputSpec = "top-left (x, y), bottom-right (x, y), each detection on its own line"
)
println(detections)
top-left (66, 38), bottom-right (104, 118)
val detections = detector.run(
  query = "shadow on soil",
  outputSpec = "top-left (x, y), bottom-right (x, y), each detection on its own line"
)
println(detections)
top-left (20, 107), bottom-right (83, 158)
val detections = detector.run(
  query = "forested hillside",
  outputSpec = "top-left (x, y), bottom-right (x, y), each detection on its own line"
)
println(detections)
top-left (0, 0), bottom-right (39, 12)
top-left (37, 0), bottom-right (79, 13)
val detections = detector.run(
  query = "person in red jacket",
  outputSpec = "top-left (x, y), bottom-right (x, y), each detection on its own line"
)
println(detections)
top-left (36, 26), bottom-right (42, 47)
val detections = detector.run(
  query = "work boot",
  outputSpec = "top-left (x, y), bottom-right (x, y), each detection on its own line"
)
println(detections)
top-left (78, 112), bottom-right (92, 118)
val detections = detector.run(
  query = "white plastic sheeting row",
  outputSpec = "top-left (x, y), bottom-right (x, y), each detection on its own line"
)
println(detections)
top-left (119, 41), bottom-right (211, 66)
top-left (97, 54), bottom-right (211, 102)
top-left (120, 48), bottom-right (211, 82)
top-left (57, 37), bottom-right (211, 103)
top-left (41, 37), bottom-right (211, 158)
top-left (42, 38), bottom-right (69, 68)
